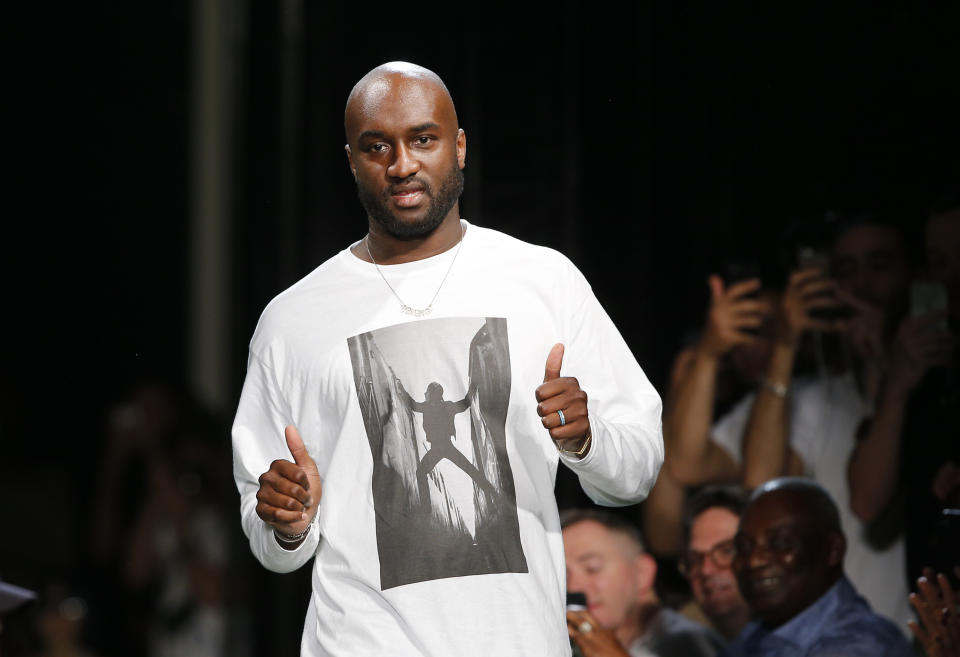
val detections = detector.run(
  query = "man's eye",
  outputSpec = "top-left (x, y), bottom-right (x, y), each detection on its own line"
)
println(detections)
top-left (716, 542), bottom-right (736, 558)
top-left (368, 143), bottom-right (388, 153)
top-left (769, 533), bottom-right (799, 552)
top-left (414, 136), bottom-right (433, 146)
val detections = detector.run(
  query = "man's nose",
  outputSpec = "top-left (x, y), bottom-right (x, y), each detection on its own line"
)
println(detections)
top-left (747, 543), bottom-right (771, 569)
top-left (388, 143), bottom-right (420, 179)
top-left (701, 554), bottom-right (721, 575)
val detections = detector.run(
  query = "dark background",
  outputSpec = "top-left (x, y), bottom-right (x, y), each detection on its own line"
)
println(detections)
top-left (3, 1), bottom-right (958, 655)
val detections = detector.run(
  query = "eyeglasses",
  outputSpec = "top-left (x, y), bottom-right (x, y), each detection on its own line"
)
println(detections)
top-left (679, 539), bottom-right (736, 576)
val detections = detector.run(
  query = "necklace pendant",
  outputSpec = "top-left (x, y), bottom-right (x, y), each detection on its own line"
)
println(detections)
top-left (400, 304), bottom-right (431, 317)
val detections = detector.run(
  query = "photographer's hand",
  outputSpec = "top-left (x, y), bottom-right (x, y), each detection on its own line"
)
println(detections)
top-left (885, 311), bottom-right (953, 400)
top-left (775, 267), bottom-right (845, 347)
top-left (699, 275), bottom-right (771, 358)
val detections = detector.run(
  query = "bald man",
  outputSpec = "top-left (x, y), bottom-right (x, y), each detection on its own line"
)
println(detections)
top-left (721, 478), bottom-right (911, 657)
top-left (231, 62), bottom-right (663, 656)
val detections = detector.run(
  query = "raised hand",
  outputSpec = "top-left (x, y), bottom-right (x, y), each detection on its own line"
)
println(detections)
top-left (885, 311), bottom-right (954, 399)
top-left (775, 267), bottom-right (846, 346)
top-left (908, 569), bottom-right (960, 657)
top-left (256, 425), bottom-right (323, 544)
top-left (536, 343), bottom-right (591, 457)
top-left (700, 275), bottom-right (772, 358)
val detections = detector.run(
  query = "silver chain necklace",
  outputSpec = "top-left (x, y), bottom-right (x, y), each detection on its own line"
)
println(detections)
top-left (364, 223), bottom-right (466, 317)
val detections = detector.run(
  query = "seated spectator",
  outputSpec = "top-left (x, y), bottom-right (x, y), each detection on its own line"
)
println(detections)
top-left (680, 487), bottom-right (751, 641)
top-left (562, 508), bottom-right (723, 657)
top-left (722, 477), bottom-right (911, 657)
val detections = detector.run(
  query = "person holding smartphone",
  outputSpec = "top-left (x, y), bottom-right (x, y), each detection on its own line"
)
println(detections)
top-left (848, 197), bottom-right (959, 588)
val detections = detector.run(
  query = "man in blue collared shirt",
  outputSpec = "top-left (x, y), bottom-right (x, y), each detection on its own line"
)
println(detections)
top-left (720, 478), bottom-right (911, 657)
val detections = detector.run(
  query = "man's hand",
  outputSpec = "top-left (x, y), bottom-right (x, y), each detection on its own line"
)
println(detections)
top-left (536, 344), bottom-right (591, 457)
top-left (566, 609), bottom-right (630, 657)
top-left (699, 275), bottom-right (772, 358)
top-left (774, 267), bottom-right (846, 346)
top-left (256, 425), bottom-right (323, 546)
top-left (908, 568), bottom-right (960, 657)
top-left (885, 311), bottom-right (953, 400)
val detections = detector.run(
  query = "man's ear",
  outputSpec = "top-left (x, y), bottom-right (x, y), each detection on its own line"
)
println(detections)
top-left (456, 128), bottom-right (466, 169)
top-left (826, 531), bottom-right (846, 567)
top-left (345, 144), bottom-right (356, 179)
top-left (635, 553), bottom-right (658, 594)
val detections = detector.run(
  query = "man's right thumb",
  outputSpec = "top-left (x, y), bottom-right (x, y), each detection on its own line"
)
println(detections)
top-left (285, 425), bottom-right (313, 467)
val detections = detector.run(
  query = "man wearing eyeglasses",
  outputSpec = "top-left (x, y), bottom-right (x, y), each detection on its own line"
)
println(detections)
top-left (680, 487), bottom-right (751, 641)
top-left (562, 508), bottom-right (723, 657)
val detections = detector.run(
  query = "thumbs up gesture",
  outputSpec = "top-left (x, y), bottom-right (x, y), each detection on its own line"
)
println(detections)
top-left (535, 343), bottom-right (592, 458)
top-left (256, 425), bottom-right (323, 546)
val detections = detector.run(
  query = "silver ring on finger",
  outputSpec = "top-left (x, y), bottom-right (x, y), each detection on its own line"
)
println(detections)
top-left (557, 409), bottom-right (566, 426)
top-left (578, 621), bottom-right (592, 633)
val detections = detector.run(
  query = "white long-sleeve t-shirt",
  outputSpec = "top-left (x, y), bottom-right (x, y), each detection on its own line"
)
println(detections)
top-left (232, 222), bottom-right (663, 657)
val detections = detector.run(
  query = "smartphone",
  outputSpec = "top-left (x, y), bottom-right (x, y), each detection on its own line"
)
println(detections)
top-left (720, 260), bottom-right (763, 335)
top-left (796, 246), bottom-right (847, 321)
top-left (796, 246), bottom-right (830, 275)
top-left (910, 281), bottom-right (949, 330)
top-left (930, 508), bottom-right (960, 587)
top-left (566, 591), bottom-right (587, 611)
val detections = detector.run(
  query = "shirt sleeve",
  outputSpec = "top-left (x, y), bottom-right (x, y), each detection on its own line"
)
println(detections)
top-left (556, 258), bottom-right (664, 506)
top-left (231, 348), bottom-right (320, 572)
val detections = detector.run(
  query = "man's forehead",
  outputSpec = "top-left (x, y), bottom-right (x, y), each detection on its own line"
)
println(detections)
top-left (690, 507), bottom-right (739, 542)
top-left (741, 493), bottom-right (811, 532)
top-left (564, 520), bottom-right (642, 556)
top-left (345, 73), bottom-right (454, 136)
top-left (833, 224), bottom-right (903, 254)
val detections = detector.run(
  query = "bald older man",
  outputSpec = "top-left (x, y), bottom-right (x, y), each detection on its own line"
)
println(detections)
top-left (231, 62), bottom-right (663, 656)
top-left (721, 478), bottom-right (911, 657)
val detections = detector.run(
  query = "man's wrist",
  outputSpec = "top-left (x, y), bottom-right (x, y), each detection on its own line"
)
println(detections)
top-left (559, 430), bottom-right (592, 459)
top-left (273, 517), bottom-right (315, 550)
top-left (758, 378), bottom-right (789, 398)
top-left (695, 338), bottom-right (726, 362)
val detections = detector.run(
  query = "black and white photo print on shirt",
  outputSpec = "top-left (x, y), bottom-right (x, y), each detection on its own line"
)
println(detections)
top-left (348, 317), bottom-right (527, 589)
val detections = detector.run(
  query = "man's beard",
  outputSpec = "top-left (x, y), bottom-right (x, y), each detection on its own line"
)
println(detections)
top-left (357, 164), bottom-right (464, 240)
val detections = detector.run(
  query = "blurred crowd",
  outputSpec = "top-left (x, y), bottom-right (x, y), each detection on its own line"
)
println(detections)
top-left (1, 383), bottom-right (255, 657)
top-left (1, 194), bottom-right (958, 656)
top-left (564, 194), bottom-right (959, 656)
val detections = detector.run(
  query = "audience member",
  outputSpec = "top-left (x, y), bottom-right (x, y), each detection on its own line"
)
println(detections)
top-left (733, 212), bottom-right (914, 628)
top-left (562, 508), bottom-right (723, 657)
top-left (86, 381), bottom-right (243, 657)
top-left (722, 478), bottom-right (911, 657)
top-left (642, 259), bottom-right (775, 557)
top-left (680, 487), bottom-right (751, 641)
top-left (847, 198), bottom-right (959, 584)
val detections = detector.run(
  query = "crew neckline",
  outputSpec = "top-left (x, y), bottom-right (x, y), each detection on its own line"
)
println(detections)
top-left (339, 220), bottom-right (473, 274)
